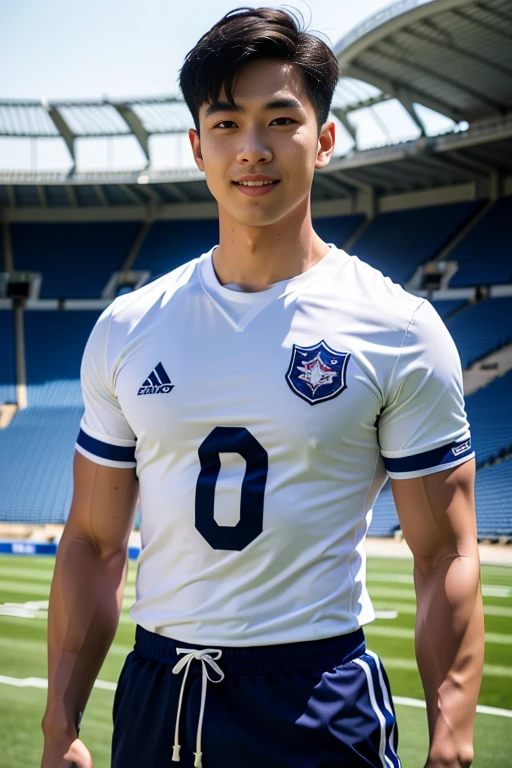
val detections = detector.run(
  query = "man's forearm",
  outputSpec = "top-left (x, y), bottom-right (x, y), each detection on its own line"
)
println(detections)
top-left (43, 530), bottom-right (128, 737)
top-left (414, 550), bottom-right (484, 766)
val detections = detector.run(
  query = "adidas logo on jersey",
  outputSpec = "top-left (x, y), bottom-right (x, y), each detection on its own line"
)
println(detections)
top-left (138, 363), bottom-right (174, 396)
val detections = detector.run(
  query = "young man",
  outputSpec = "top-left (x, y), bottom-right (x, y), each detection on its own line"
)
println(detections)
top-left (42, 8), bottom-right (484, 768)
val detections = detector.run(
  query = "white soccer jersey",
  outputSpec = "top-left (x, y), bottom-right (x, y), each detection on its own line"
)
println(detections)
top-left (76, 246), bottom-right (474, 646)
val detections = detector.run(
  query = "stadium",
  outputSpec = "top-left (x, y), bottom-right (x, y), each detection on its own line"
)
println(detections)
top-left (0, 0), bottom-right (511, 765)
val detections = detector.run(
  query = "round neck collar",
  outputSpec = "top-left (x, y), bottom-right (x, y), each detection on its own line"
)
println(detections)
top-left (199, 244), bottom-right (347, 305)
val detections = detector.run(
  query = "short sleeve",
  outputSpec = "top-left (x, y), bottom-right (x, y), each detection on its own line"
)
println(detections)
top-left (378, 300), bottom-right (474, 479)
top-left (75, 306), bottom-right (137, 469)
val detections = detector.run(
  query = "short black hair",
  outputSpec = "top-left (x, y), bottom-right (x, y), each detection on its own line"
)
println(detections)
top-left (179, 6), bottom-right (340, 132)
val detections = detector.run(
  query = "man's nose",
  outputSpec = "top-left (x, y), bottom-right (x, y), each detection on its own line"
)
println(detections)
top-left (237, 129), bottom-right (273, 165)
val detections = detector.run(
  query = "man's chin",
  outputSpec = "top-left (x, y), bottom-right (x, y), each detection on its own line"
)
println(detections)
top-left (223, 201), bottom-right (292, 228)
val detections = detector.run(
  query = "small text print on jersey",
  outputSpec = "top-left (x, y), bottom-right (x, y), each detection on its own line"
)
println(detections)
top-left (137, 362), bottom-right (174, 396)
top-left (286, 341), bottom-right (350, 405)
top-left (452, 438), bottom-right (471, 456)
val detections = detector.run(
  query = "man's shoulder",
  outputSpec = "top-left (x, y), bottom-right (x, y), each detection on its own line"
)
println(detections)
top-left (108, 253), bottom-right (206, 325)
top-left (338, 249), bottom-right (425, 327)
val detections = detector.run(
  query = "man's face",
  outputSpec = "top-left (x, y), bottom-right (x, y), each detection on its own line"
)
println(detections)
top-left (189, 58), bottom-right (335, 228)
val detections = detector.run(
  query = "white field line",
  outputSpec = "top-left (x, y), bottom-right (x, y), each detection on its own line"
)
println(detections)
top-left (393, 697), bottom-right (512, 719)
top-left (0, 674), bottom-right (510, 718)
top-left (0, 675), bottom-right (116, 692)
top-left (374, 610), bottom-right (399, 619)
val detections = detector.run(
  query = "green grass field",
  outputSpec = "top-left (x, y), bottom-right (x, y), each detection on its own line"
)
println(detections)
top-left (0, 553), bottom-right (511, 767)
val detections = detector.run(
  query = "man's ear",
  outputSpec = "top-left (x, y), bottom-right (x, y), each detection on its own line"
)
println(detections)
top-left (315, 121), bottom-right (335, 170)
top-left (189, 128), bottom-right (205, 172)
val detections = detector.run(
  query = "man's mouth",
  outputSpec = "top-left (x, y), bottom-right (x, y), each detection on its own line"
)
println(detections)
top-left (233, 180), bottom-right (279, 187)
top-left (232, 178), bottom-right (280, 196)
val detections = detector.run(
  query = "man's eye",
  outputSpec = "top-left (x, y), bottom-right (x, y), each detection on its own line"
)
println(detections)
top-left (215, 120), bottom-right (237, 129)
top-left (270, 117), bottom-right (295, 126)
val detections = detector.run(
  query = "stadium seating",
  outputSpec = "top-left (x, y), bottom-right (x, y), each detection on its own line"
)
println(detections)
top-left (369, 485), bottom-right (399, 537)
top-left (0, 401), bottom-right (78, 523)
top-left (466, 370), bottom-right (512, 466)
top-left (350, 200), bottom-right (484, 286)
top-left (449, 197), bottom-right (512, 287)
top-left (430, 298), bottom-right (468, 319)
top-left (313, 214), bottom-right (365, 248)
top-left (10, 222), bottom-right (140, 298)
top-left (474, 459), bottom-right (512, 538)
top-left (0, 310), bottom-right (16, 404)
top-left (0, 310), bottom-right (101, 522)
top-left (444, 297), bottom-right (512, 369)
top-left (24, 309), bottom-right (101, 393)
top-left (133, 219), bottom-right (220, 276)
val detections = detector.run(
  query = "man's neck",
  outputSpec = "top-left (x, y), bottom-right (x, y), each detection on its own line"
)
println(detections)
top-left (213, 200), bottom-right (330, 292)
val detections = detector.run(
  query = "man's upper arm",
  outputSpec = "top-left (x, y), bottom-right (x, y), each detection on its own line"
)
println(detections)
top-left (390, 459), bottom-right (477, 563)
top-left (67, 304), bottom-right (138, 552)
top-left (65, 451), bottom-right (138, 555)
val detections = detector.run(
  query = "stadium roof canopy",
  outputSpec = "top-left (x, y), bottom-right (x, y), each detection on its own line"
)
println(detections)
top-left (335, 0), bottom-right (512, 124)
top-left (0, 0), bottom-right (511, 212)
top-left (0, 77), bottom-right (433, 169)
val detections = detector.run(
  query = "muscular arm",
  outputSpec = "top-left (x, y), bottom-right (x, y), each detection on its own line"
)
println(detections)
top-left (41, 451), bottom-right (138, 765)
top-left (390, 459), bottom-right (484, 768)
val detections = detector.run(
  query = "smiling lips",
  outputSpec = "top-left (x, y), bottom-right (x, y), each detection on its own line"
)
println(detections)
top-left (232, 175), bottom-right (280, 196)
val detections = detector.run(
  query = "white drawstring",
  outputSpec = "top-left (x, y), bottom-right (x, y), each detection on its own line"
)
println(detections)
top-left (171, 647), bottom-right (225, 768)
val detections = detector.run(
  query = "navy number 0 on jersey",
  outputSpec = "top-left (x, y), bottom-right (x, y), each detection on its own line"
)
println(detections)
top-left (195, 427), bottom-right (269, 550)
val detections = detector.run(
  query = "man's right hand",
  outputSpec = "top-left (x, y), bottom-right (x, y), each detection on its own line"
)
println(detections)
top-left (42, 735), bottom-right (93, 768)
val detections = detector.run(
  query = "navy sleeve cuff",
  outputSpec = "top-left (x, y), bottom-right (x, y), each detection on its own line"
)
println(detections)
top-left (382, 437), bottom-right (473, 476)
top-left (76, 428), bottom-right (136, 464)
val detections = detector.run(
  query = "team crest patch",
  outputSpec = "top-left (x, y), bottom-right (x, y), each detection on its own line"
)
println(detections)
top-left (286, 342), bottom-right (350, 405)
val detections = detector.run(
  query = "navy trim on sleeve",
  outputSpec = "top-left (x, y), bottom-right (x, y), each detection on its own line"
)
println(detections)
top-left (383, 437), bottom-right (473, 474)
top-left (77, 429), bottom-right (136, 463)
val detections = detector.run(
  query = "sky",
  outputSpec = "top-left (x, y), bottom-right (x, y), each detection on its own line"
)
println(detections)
top-left (0, 0), bottom-right (451, 172)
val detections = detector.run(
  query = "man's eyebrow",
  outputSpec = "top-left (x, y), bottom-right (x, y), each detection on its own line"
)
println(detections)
top-left (204, 97), bottom-right (303, 118)
top-left (263, 97), bottom-right (303, 111)
top-left (204, 100), bottom-right (244, 117)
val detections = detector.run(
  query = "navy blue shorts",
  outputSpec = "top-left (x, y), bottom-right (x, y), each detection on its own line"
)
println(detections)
top-left (111, 625), bottom-right (400, 767)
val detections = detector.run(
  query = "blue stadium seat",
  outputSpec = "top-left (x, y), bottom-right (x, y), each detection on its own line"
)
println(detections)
top-left (0, 310), bottom-right (16, 404)
top-left (24, 310), bottom-right (102, 391)
top-left (0, 402), bottom-right (79, 523)
top-left (0, 311), bottom-right (101, 523)
top-left (430, 298), bottom-right (468, 319)
top-left (449, 197), bottom-right (512, 287)
top-left (313, 215), bottom-right (365, 248)
top-left (466, 370), bottom-right (512, 466)
top-left (369, 485), bottom-right (400, 537)
top-left (134, 220), bottom-right (220, 276)
top-left (444, 297), bottom-right (512, 369)
top-left (351, 200), bottom-right (483, 286)
top-left (474, 459), bottom-right (512, 538)
top-left (11, 222), bottom-right (140, 298)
